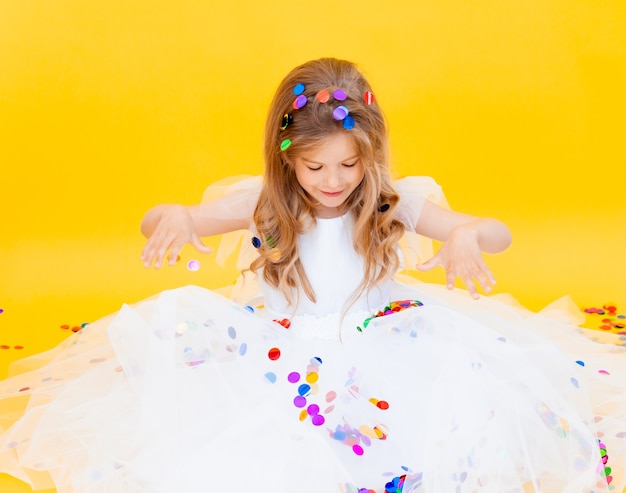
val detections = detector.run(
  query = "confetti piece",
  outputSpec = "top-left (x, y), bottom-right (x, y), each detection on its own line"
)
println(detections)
top-left (316, 89), bottom-right (330, 103)
top-left (307, 404), bottom-right (320, 416)
top-left (297, 384), bottom-right (311, 397)
top-left (268, 347), bottom-right (281, 360)
top-left (187, 260), bottom-right (200, 271)
top-left (306, 372), bottom-right (319, 384)
top-left (273, 318), bottom-right (291, 329)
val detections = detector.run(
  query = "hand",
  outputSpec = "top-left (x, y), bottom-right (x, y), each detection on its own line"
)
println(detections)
top-left (141, 205), bottom-right (212, 268)
top-left (415, 225), bottom-right (496, 300)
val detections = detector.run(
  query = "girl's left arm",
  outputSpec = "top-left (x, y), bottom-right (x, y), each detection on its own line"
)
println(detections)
top-left (414, 200), bottom-right (512, 299)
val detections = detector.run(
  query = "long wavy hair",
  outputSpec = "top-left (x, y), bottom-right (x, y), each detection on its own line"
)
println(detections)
top-left (251, 58), bottom-right (405, 310)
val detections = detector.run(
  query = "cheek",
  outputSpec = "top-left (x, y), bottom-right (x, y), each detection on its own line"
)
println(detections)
top-left (353, 165), bottom-right (366, 185)
top-left (294, 168), bottom-right (314, 191)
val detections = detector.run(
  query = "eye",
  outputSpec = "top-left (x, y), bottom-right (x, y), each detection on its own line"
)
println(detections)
top-left (307, 165), bottom-right (322, 171)
top-left (342, 161), bottom-right (358, 168)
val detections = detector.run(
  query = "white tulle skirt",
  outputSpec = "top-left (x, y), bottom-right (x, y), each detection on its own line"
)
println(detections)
top-left (1, 281), bottom-right (625, 492)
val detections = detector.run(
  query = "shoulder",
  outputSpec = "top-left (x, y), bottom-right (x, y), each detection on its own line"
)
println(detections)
top-left (394, 176), bottom-right (444, 204)
top-left (393, 176), bottom-right (448, 229)
top-left (201, 175), bottom-right (262, 204)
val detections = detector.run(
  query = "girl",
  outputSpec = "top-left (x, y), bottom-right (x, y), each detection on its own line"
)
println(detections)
top-left (1, 58), bottom-right (625, 492)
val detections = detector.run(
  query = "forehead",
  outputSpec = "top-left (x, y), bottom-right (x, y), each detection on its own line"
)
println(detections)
top-left (298, 132), bottom-right (358, 162)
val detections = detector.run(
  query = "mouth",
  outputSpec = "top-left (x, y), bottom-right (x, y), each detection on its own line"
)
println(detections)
top-left (320, 190), bottom-right (343, 198)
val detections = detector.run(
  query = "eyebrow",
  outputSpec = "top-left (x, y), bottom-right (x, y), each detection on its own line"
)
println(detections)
top-left (301, 155), bottom-right (359, 166)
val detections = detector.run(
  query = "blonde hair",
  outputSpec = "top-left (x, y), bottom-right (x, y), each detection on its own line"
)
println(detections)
top-left (251, 58), bottom-right (405, 309)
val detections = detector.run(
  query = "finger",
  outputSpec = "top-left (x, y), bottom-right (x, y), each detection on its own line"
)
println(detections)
top-left (472, 268), bottom-right (492, 293)
top-left (455, 270), bottom-right (478, 299)
top-left (485, 267), bottom-right (496, 286)
top-left (153, 232), bottom-right (178, 268)
top-left (191, 236), bottom-right (213, 255)
top-left (473, 262), bottom-right (496, 293)
top-left (415, 255), bottom-right (440, 272)
top-left (167, 246), bottom-right (182, 266)
top-left (141, 246), bottom-right (152, 268)
top-left (142, 227), bottom-right (169, 268)
top-left (142, 239), bottom-right (160, 268)
top-left (445, 270), bottom-right (456, 290)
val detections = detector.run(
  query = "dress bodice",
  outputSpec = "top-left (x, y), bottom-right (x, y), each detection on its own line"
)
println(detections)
top-left (258, 214), bottom-right (391, 320)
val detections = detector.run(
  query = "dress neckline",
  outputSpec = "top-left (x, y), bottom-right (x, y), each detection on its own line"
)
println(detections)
top-left (315, 211), bottom-right (350, 222)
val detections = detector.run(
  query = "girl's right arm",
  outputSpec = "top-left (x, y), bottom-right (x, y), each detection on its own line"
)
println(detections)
top-left (140, 196), bottom-right (254, 269)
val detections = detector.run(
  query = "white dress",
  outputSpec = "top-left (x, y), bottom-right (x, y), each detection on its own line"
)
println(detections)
top-left (1, 177), bottom-right (625, 493)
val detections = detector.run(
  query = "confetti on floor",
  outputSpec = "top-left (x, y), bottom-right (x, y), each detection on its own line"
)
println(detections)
top-left (583, 305), bottom-right (626, 335)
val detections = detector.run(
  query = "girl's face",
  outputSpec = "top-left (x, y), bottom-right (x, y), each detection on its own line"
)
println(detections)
top-left (294, 132), bottom-right (365, 219)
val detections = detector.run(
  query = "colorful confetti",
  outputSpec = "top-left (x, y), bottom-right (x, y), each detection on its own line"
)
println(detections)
top-left (583, 304), bottom-right (626, 335)
top-left (598, 440), bottom-right (613, 485)
top-left (357, 300), bottom-right (424, 332)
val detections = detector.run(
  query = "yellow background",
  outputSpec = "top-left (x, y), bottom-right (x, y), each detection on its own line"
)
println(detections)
top-left (1, 1), bottom-right (625, 491)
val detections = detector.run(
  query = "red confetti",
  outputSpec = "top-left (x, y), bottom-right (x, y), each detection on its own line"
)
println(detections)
top-left (273, 318), bottom-right (291, 329)
top-left (376, 400), bottom-right (390, 410)
top-left (268, 347), bottom-right (281, 360)
top-left (14, 345), bottom-right (24, 350)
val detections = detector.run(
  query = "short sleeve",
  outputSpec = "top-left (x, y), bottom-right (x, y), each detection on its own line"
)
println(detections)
top-left (393, 176), bottom-right (449, 267)
top-left (200, 175), bottom-right (262, 269)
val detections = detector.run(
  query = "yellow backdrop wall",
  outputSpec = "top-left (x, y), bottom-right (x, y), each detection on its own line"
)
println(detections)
top-left (1, 1), bottom-right (625, 490)
top-left (1, 0), bottom-right (625, 382)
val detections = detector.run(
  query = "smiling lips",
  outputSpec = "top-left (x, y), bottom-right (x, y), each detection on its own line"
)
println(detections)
top-left (321, 190), bottom-right (343, 197)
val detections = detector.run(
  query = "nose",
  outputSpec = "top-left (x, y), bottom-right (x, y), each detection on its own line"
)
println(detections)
top-left (322, 167), bottom-right (341, 189)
